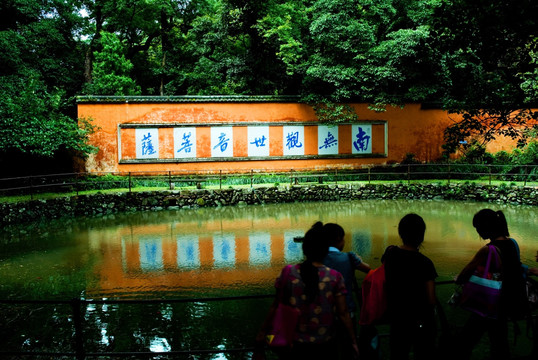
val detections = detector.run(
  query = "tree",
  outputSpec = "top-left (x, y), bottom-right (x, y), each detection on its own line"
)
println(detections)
top-left (164, 0), bottom-right (292, 95)
top-left (0, 0), bottom-right (96, 174)
top-left (168, 0), bottom-right (246, 95)
top-left (2, 0), bottom-right (538, 172)
top-left (0, 70), bottom-right (96, 157)
top-left (442, 108), bottom-right (538, 156)
top-left (255, 0), bottom-right (444, 121)
top-left (432, 0), bottom-right (538, 156)
top-left (83, 31), bottom-right (141, 95)
top-left (519, 37), bottom-right (538, 104)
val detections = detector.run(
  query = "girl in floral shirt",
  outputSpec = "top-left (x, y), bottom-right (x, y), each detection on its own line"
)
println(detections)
top-left (255, 222), bottom-right (358, 359)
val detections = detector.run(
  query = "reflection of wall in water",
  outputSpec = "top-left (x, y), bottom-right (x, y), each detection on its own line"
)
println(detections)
top-left (101, 208), bottom-right (397, 296)
top-left (139, 236), bottom-right (164, 271)
top-left (106, 219), bottom-right (391, 296)
top-left (93, 224), bottom-right (306, 296)
top-left (177, 234), bottom-right (200, 269)
top-left (88, 200), bottom-right (538, 297)
top-left (125, 231), bottom-right (304, 272)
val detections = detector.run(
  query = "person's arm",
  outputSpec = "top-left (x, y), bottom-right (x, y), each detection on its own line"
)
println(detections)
top-left (351, 252), bottom-right (371, 273)
top-left (358, 261), bottom-right (371, 273)
top-left (255, 266), bottom-right (288, 348)
top-left (455, 246), bottom-right (489, 284)
top-left (425, 280), bottom-right (436, 306)
top-left (252, 296), bottom-right (278, 360)
top-left (335, 294), bottom-right (359, 358)
top-left (255, 297), bottom-right (279, 344)
top-left (529, 251), bottom-right (538, 276)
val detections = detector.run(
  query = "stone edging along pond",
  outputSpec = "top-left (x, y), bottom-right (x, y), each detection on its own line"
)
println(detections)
top-left (1, 183), bottom-right (537, 226)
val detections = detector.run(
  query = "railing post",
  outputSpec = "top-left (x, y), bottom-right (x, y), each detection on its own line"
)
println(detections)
top-left (29, 176), bottom-right (34, 200)
top-left (128, 172), bottom-right (132, 193)
top-left (71, 298), bottom-right (85, 360)
top-left (407, 165), bottom-right (411, 184)
top-left (335, 169), bottom-right (338, 185)
top-left (168, 171), bottom-right (172, 190)
top-left (447, 164), bottom-right (451, 186)
top-left (290, 169), bottom-right (293, 186)
top-left (368, 167), bottom-right (371, 184)
top-left (219, 170), bottom-right (222, 190)
top-left (250, 170), bottom-right (253, 188)
top-left (489, 165), bottom-right (492, 186)
top-left (523, 165), bottom-right (528, 187)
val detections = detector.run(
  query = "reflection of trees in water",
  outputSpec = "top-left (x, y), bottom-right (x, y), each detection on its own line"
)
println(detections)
top-left (0, 303), bottom-right (74, 354)
top-left (3, 199), bottom-right (534, 237)
top-left (3, 199), bottom-right (537, 260)
top-left (0, 298), bottom-right (271, 358)
top-left (83, 298), bottom-right (270, 357)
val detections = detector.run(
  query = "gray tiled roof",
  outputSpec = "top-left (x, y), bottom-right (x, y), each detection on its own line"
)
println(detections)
top-left (76, 95), bottom-right (302, 103)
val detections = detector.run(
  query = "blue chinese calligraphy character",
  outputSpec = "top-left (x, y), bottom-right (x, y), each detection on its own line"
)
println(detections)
top-left (177, 132), bottom-right (193, 153)
top-left (286, 131), bottom-right (303, 150)
top-left (213, 132), bottom-right (230, 152)
top-left (287, 240), bottom-right (302, 258)
top-left (256, 242), bottom-right (269, 256)
top-left (185, 243), bottom-right (195, 260)
top-left (353, 127), bottom-right (370, 152)
top-left (141, 133), bottom-right (157, 156)
top-left (250, 135), bottom-right (267, 147)
top-left (221, 242), bottom-right (231, 261)
top-left (319, 131), bottom-right (338, 149)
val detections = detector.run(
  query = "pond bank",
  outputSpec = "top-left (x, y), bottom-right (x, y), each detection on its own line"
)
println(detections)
top-left (1, 183), bottom-right (537, 225)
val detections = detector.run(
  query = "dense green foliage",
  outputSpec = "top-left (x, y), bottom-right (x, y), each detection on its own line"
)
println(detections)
top-left (1, 0), bottom-right (538, 174)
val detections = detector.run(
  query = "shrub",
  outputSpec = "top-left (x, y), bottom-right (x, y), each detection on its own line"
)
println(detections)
top-left (459, 142), bottom-right (494, 164)
top-left (401, 153), bottom-right (420, 164)
top-left (493, 151), bottom-right (511, 165)
top-left (515, 140), bottom-right (538, 165)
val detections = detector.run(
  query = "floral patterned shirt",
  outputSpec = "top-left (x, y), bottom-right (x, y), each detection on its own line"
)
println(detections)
top-left (275, 264), bottom-right (346, 343)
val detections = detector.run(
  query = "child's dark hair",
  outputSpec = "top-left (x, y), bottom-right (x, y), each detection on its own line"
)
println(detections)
top-left (472, 209), bottom-right (510, 239)
top-left (322, 223), bottom-right (345, 248)
top-left (301, 221), bottom-right (329, 302)
top-left (398, 213), bottom-right (426, 248)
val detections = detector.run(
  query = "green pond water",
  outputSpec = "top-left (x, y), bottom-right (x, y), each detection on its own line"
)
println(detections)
top-left (0, 199), bottom-right (536, 358)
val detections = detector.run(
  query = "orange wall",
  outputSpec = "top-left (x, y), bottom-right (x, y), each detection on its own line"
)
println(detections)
top-left (77, 101), bottom-right (513, 174)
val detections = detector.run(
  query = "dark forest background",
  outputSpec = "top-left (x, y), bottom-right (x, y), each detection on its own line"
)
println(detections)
top-left (1, 0), bottom-right (537, 175)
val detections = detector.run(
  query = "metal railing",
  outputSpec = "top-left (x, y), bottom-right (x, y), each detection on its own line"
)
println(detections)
top-left (1, 164), bottom-right (537, 200)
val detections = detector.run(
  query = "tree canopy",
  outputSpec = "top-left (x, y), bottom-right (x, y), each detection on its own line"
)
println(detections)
top-left (1, 0), bottom-right (537, 173)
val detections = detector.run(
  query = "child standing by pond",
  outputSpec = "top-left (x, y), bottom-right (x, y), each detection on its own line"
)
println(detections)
top-left (455, 209), bottom-right (528, 360)
top-left (254, 222), bottom-right (359, 360)
top-left (323, 222), bottom-right (371, 358)
top-left (382, 213), bottom-right (438, 360)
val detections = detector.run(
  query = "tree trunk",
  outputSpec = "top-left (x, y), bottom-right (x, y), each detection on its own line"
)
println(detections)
top-left (84, 1), bottom-right (104, 84)
top-left (160, 8), bottom-right (169, 96)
